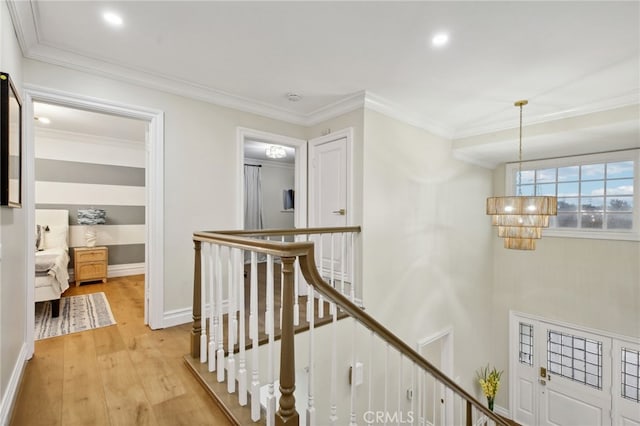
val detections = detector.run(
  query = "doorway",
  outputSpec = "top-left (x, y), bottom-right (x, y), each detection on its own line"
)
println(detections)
top-left (510, 312), bottom-right (639, 425)
top-left (417, 327), bottom-right (454, 426)
top-left (24, 87), bottom-right (164, 357)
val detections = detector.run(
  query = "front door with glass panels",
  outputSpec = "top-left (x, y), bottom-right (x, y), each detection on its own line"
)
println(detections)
top-left (512, 314), bottom-right (639, 426)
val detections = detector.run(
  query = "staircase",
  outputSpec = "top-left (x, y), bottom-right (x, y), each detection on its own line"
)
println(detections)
top-left (186, 227), bottom-right (509, 426)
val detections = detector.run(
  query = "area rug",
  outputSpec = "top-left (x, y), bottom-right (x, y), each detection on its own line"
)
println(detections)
top-left (35, 292), bottom-right (116, 340)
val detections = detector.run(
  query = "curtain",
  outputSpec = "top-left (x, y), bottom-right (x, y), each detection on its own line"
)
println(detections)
top-left (244, 165), bottom-right (264, 230)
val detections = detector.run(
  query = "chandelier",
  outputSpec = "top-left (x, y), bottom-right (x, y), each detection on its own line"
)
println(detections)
top-left (486, 100), bottom-right (557, 250)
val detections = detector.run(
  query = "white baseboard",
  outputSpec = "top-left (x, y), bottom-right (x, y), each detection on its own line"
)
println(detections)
top-left (68, 263), bottom-right (145, 282)
top-left (494, 404), bottom-right (510, 418)
top-left (162, 301), bottom-right (229, 329)
top-left (108, 263), bottom-right (145, 278)
top-left (0, 343), bottom-right (28, 426)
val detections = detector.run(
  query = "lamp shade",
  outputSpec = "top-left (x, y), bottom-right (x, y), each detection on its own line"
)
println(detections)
top-left (77, 209), bottom-right (107, 225)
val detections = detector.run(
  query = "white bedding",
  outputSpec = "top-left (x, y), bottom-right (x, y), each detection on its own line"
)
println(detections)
top-left (35, 248), bottom-right (70, 295)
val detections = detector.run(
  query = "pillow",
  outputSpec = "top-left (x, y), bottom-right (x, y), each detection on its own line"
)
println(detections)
top-left (35, 224), bottom-right (48, 251)
top-left (35, 225), bottom-right (42, 251)
top-left (43, 225), bottom-right (68, 250)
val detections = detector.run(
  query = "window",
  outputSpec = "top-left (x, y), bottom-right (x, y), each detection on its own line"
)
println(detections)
top-left (622, 348), bottom-right (640, 403)
top-left (519, 322), bottom-right (534, 365)
top-left (506, 150), bottom-right (639, 240)
top-left (547, 330), bottom-right (602, 389)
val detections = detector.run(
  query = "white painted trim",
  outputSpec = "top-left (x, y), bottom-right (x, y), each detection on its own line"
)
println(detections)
top-left (8, 2), bottom-right (639, 143)
top-left (509, 311), bottom-right (639, 425)
top-left (417, 326), bottom-right (455, 425)
top-left (162, 301), bottom-right (229, 329)
top-left (108, 263), bottom-right (146, 278)
top-left (0, 343), bottom-right (28, 426)
top-left (23, 86), bottom-right (165, 349)
top-left (244, 158), bottom-right (295, 170)
top-left (308, 127), bottom-right (355, 226)
top-left (35, 126), bottom-right (145, 148)
top-left (237, 127), bottom-right (308, 230)
top-left (494, 404), bottom-right (511, 420)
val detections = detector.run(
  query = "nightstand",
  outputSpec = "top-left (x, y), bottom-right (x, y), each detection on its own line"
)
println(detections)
top-left (74, 246), bottom-right (108, 286)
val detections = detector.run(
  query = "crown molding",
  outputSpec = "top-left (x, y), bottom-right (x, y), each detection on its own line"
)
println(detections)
top-left (364, 92), bottom-right (455, 138)
top-left (452, 91), bottom-right (640, 140)
top-left (35, 127), bottom-right (145, 149)
top-left (8, 0), bottom-right (639, 143)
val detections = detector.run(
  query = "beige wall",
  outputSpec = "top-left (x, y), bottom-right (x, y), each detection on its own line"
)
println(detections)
top-left (0, 0), bottom-right (26, 415)
top-left (23, 59), bottom-right (308, 315)
top-left (490, 163), bottom-right (640, 409)
top-left (361, 109), bottom-right (495, 394)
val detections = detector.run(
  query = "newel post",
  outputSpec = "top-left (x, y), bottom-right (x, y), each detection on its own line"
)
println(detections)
top-left (191, 239), bottom-right (202, 359)
top-left (276, 256), bottom-right (300, 425)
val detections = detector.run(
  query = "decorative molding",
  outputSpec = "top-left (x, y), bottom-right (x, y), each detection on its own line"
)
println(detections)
top-left (364, 91), bottom-right (455, 138)
top-left (67, 263), bottom-right (146, 282)
top-left (244, 158), bottom-right (295, 170)
top-left (163, 301), bottom-right (229, 329)
top-left (451, 150), bottom-right (498, 169)
top-left (8, 1), bottom-right (640, 143)
top-left (0, 343), bottom-right (28, 426)
top-left (453, 91), bottom-right (640, 140)
top-left (35, 127), bottom-right (145, 149)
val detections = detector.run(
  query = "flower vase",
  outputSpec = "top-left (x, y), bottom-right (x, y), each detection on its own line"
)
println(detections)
top-left (487, 396), bottom-right (494, 411)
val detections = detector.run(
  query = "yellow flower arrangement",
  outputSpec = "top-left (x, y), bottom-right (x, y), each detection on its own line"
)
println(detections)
top-left (476, 364), bottom-right (503, 410)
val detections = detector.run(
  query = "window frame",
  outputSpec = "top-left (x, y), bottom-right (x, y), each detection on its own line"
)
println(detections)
top-left (505, 149), bottom-right (640, 241)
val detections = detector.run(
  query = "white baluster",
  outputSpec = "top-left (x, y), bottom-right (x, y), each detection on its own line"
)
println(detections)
top-left (317, 234), bottom-right (324, 318)
top-left (306, 276), bottom-right (316, 426)
top-left (398, 354), bottom-right (402, 426)
top-left (293, 254), bottom-right (300, 326)
top-left (237, 249), bottom-right (247, 406)
top-left (384, 343), bottom-right (389, 426)
top-left (250, 251), bottom-right (260, 421)
top-left (367, 331), bottom-right (374, 426)
top-left (329, 233), bottom-right (335, 316)
top-left (351, 232), bottom-right (357, 306)
top-left (227, 248), bottom-right (237, 394)
top-left (349, 318), bottom-right (357, 426)
top-left (208, 244), bottom-right (217, 372)
top-left (216, 246), bottom-right (225, 382)
top-left (200, 242), bottom-right (208, 363)
top-left (266, 254), bottom-right (276, 426)
top-left (410, 362), bottom-right (416, 426)
top-left (340, 233), bottom-right (346, 297)
top-left (432, 374), bottom-right (436, 426)
top-left (329, 298), bottom-right (338, 425)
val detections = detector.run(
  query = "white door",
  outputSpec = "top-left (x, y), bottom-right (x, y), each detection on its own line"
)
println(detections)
top-left (538, 324), bottom-right (612, 426)
top-left (511, 315), bottom-right (636, 426)
top-left (308, 130), bottom-right (351, 281)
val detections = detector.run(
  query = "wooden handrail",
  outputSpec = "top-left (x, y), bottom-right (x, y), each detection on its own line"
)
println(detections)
top-left (192, 227), bottom-right (509, 426)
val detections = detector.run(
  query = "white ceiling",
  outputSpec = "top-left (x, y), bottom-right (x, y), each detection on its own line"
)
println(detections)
top-left (10, 1), bottom-right (640, 165)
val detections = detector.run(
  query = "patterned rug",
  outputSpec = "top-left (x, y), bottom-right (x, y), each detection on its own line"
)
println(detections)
top-left (35, 292), bottom-right (116, 340)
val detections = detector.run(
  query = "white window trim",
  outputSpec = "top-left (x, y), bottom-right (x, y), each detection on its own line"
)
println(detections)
top-left (505, 149), bottom-right (640, 241)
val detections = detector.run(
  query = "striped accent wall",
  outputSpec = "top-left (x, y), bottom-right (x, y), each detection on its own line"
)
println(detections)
top-left (35, 128), bottom-right (146, 272)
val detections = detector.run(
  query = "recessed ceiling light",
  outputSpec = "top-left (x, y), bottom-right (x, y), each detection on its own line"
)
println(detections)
top-left (34, 116), bottom-right (50, 124)
top-left (432, 33), bottom-right (449, 47)
top-left (286, 93), bottom-right (302, 102)
top-left (103, 11), bottom-right (123, 27)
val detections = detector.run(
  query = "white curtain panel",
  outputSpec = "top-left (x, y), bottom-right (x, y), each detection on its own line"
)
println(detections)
top-left (244, 165), bottom-right (264, 230)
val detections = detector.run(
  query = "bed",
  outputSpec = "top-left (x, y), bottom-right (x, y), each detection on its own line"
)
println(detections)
top-left (35, 209), bottom-right (70, 317)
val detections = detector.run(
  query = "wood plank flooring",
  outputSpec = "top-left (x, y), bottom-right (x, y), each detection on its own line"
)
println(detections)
top-left (10, 275), bottom-right (232, 426)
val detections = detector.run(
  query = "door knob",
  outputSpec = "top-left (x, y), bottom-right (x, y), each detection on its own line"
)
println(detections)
top-left (332, 209), bottom-right (346, 215)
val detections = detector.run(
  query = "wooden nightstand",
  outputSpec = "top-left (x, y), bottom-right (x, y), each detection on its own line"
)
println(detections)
top-left (74, 246), bottom-right (108, 286)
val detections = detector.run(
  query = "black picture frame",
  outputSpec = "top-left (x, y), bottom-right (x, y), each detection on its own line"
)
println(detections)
top-left (1, 72), bottom-right (22, 208)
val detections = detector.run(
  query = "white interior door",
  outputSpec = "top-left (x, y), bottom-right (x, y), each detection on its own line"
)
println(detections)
top-left (309, 130), bottom-right (351, 280)
top-left (613, 340), bottom-right (640, 426)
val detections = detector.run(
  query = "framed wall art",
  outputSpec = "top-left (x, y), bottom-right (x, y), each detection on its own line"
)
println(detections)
top-left (1, 72), bottom-right (22, 207)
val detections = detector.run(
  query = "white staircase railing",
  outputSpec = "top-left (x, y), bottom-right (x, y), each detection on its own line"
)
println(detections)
top-left (190, 227), bottom-right (509, 426)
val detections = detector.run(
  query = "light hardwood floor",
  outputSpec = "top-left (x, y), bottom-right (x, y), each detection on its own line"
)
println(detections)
top-left (10, 275), bottom-right (232, 426)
